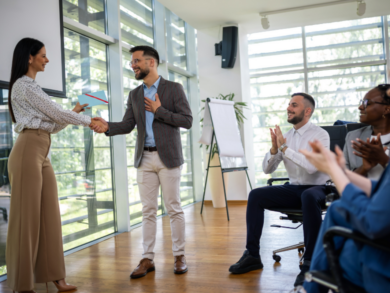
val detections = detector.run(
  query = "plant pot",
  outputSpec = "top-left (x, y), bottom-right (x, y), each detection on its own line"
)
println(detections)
top-left (208, 153), bottom-right (228, 208)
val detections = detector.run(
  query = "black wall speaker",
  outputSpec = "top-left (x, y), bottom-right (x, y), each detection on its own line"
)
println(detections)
top-left (214, 26), bottom-right (238, 69)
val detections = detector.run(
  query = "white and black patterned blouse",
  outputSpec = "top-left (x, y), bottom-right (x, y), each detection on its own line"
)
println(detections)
top-left (11, 75), bottom-right (91, 134)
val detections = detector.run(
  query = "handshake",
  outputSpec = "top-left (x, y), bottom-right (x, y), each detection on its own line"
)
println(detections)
top-left (89, 117), bottom-right (109, 133)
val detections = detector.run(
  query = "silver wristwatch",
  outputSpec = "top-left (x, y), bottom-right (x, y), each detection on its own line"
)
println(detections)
top-left (279, 143), bottom-right (288, 151)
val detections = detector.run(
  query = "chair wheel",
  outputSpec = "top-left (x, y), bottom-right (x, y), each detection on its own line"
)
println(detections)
top-left (298, 248), bottom-right (304, 253)
top-left (273, 255), bottom-right (281, 262)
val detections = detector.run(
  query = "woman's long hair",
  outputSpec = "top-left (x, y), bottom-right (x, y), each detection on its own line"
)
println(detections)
top-left (8, 38), bottom-right (44, 123)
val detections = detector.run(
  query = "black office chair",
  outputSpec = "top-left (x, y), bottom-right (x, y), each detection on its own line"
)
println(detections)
top-left (267, 124), bottom-right (358, 263)
top-left (345, 122), bottom-right (368, 133)
top-left (305, 226), bottom-right (390, 293)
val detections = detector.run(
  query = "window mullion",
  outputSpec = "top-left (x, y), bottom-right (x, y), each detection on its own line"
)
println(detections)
top-left (301, 27), bottom-right (309, 93)
top-left (383, 16), bottom-right (390, 83)
top-left (106, 0), bottom-right (130, 232)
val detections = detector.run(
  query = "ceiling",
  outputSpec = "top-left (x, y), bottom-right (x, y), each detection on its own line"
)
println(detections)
top-left (158, 0), bottom-right (390, 33)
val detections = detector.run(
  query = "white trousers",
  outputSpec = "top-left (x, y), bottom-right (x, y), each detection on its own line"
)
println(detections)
top-left (137, 151), bottom-right (185, 259)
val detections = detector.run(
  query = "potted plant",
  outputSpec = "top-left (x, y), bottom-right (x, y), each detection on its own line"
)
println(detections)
top-left (200, 93), bottom-right (248, 208)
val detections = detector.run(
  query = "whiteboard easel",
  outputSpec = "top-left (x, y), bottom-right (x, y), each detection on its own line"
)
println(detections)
top-left (200, 98), bottom-right (253, 221)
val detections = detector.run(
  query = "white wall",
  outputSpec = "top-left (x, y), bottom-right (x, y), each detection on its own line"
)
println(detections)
top-left (198, 25), bottom-right (253, 201)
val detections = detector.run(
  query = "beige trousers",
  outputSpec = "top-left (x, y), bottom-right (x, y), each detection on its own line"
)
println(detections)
top-left (137, 151), bottom-right (185, 259)
top-left (6, 129), bottom-right (65, 291)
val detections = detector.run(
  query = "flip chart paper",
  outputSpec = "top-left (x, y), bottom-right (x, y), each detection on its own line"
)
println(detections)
top-left (199, 98), bottom-right (245, 157)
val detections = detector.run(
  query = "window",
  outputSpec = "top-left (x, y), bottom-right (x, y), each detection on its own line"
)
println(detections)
top-left (120, 0), bottom-right (154, 47)
top-left (168, 71), bottom-right (194, 206)
top-left (248, 27), bottom-right (304, 75)
top-left (62, 0), bottom-right (106, 34)
top-left (122, 50), bottom-right (142, 100)
top-left (306, 18), bottom-right (386, 124)
top-left (166, 9), bottom-right (187, 70)
top-left (248, 16), bottom-right (388, 187)
top-left (59, 29), bottom-right (115, 250)
top-left (0, 0), bottom-right (199, 278)
top-left (0, 89), bottom-right (11, 276)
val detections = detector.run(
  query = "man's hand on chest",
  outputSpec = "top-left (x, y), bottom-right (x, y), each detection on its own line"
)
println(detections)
top-left (145, 93), bottom-right (161, 114)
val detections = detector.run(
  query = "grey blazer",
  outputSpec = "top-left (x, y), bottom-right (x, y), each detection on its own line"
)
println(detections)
top-left (343, 126), bottom-right (372, 171)
top-left (106, 77), bottom-right (193, 168)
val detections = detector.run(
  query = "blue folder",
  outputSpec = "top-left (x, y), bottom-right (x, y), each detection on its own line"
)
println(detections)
top-left (78, 91), bottom-right (108, 107)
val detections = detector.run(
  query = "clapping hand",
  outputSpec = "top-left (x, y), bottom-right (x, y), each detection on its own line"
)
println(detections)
top-left (89, 117), bottom-right (109, 133)
top-left (352, 134), bottom-right (389, 168)
top-left (334, 145), bottom-right (347, 171)
top-left (299, 140), bottom-right (339, 175)
top-left (301, 141), bottom-right (353, 195)
top-left (273, 125), bottom-right (287, 147)
top-left (269, 128), bottom-right (278, 154)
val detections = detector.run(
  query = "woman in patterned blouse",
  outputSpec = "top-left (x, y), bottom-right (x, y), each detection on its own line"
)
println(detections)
top-left (6, 38), bottom-right (100, 293)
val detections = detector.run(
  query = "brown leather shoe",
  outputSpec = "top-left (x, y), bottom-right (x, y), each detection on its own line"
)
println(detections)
top-left (130, 258), bottom-right (155, 279)
top-left (174, 255), bottom-right (188, 274)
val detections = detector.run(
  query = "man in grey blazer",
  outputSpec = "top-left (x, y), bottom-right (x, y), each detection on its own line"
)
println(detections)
top-left (92, 46), bottom-right (192, 278)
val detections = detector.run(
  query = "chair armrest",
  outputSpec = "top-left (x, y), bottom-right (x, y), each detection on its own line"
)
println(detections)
top-left (323, 227), bottom-right (390, 253)
top-left (267, 178), bottom-right (289, 186)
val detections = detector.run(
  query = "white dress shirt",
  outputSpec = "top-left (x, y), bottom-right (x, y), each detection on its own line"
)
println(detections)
top-left (11, 75), bottom-right (91, 134)
top-left (262, 121), bottom-right (330, 185)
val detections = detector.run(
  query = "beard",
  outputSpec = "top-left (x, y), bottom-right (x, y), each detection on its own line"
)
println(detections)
top-left (134, 67), bottom-right (149, 80)
top-left (287, 109), bottom-right (305, 125)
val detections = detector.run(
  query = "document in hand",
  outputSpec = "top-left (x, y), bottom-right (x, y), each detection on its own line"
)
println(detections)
top-left (78, 91), bottom-right (109, 107)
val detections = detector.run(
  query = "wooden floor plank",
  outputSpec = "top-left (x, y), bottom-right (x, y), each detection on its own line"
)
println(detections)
top-left (0, 202), bottom-right (304, 292)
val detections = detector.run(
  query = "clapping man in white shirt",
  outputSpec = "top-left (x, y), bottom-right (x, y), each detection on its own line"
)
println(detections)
top-left (229, 93), bottom-right (335, 288)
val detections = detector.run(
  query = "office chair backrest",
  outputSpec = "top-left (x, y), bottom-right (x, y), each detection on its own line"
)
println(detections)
top-left (346, 123), bottom-right (368, 133)
top-left (321, 125), bottom-right (347, 152)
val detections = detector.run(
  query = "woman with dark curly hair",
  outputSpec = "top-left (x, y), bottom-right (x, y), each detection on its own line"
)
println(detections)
top-left (298, 86), bottom-right (390, 293)
top-left (343, 84), bottom-right (390, 179)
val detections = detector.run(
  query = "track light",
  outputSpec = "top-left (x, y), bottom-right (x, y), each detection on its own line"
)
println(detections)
top-left (357, 1), bottom-right (366, 16)
top-left (259, 0), bottom-right (368, 26)
top-left (260, 15), bottom-right (270, 30)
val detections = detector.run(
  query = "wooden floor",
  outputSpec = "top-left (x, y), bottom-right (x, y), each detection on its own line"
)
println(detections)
top-left (0, 202), bottom-right (304, 293)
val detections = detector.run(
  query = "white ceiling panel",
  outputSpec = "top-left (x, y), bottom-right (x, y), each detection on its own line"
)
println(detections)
top-left (158, 0), bottom-right (390, 33)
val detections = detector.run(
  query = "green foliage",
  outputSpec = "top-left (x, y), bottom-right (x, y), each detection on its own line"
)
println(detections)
top-left (200, 93), bottom-right (248, 158)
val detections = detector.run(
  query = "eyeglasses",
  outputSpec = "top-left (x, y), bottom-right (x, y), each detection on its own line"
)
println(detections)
top-left (359, 99), bottom-right (390, 109)
top-left (130, 58), bottom-right (151, 66)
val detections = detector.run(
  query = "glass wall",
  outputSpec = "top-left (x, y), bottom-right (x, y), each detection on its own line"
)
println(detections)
top-left (166, 9), bottom-right (187, 70)
top-left (0, 89), bottom-right (11, 276)
top-left (248, 16), bottom-right (388, 187)
top-left (168, 71), bottom-right (194, 206)
top-left (120, 0), bottom-right (154, 47)
top-left (0, 0), bottom-right (199, 278)
top-left (59, 28), bottom-right (115, 250)
top-left (62, 0), bottom-right (106, 33)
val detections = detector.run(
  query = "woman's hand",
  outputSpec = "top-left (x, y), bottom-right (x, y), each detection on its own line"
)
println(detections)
top-left (90, 117), bottom-right (109, 133)
top-left (300, 140), bottom-right (350, 195)
top-left (299, 140), bottom-right (338, 175)
top-left (72, 102), bottom-right (89, 113)
top-left (334, 145), bottom-right (347, 171)
top-left (352, 134), bottom-right (389, 168)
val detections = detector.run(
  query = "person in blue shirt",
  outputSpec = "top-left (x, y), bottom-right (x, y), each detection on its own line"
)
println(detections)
top-left (299, 137), bottom-right (390, 293)
top-left (91, 46), bottom-right (193, 279)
